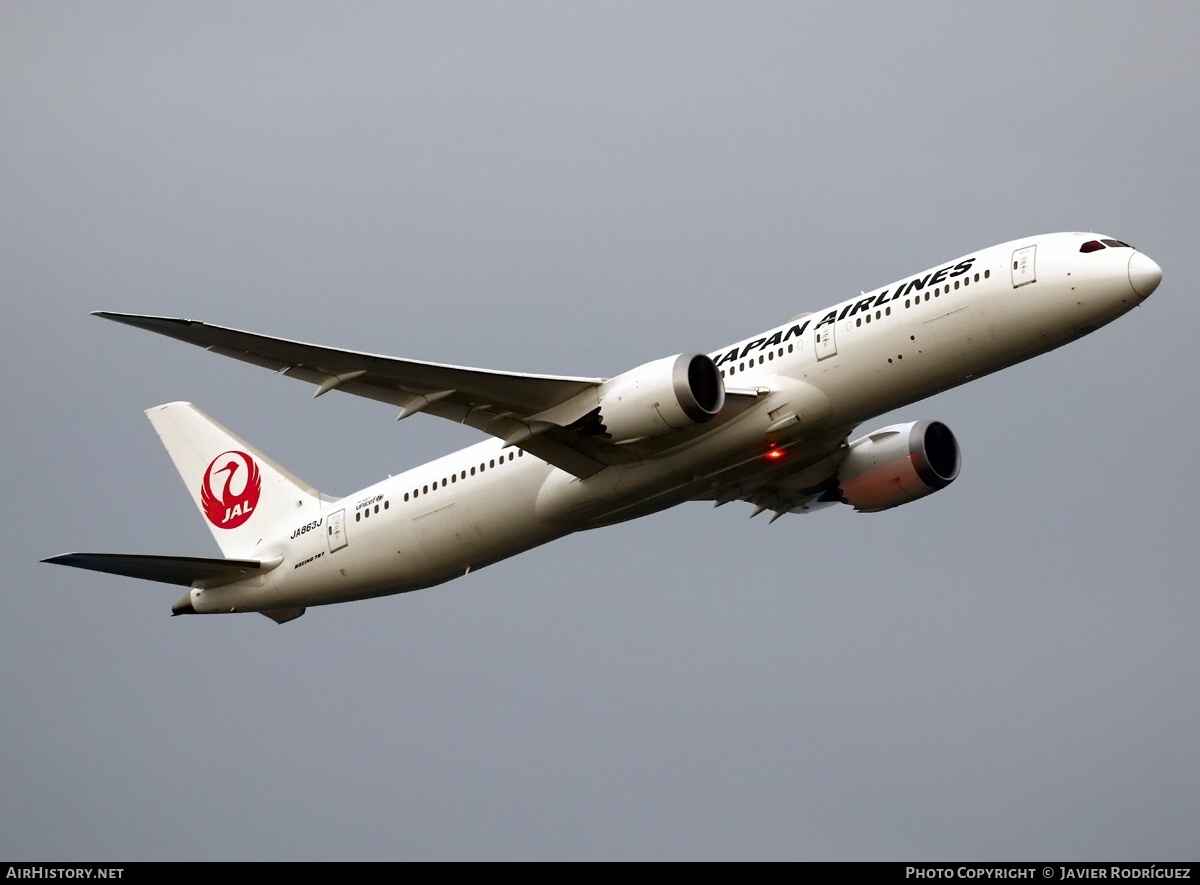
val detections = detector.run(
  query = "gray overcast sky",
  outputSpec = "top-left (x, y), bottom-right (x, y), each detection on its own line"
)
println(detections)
top-left (3, 1), bottom-right (1198, 860)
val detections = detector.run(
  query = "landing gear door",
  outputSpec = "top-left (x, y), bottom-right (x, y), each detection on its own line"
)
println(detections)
top-left (815, 323), bottom-right (837, 360)
top-left (327, 509), bottom-right (348, 553)
top-left (1012, 245), bottom-right (1037, 288)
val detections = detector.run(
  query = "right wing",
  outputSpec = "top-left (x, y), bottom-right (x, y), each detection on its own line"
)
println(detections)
top-left (94, 312), bottom-right (765, 478)
top-left (95, 312), bottom-right (617, 477)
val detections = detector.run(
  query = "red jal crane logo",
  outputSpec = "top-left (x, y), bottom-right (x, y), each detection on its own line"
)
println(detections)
top-left (200, 451), bottom-right (262, 529)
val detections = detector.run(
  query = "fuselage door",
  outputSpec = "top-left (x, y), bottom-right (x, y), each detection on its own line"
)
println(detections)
top-left (1011, 245), bottom-right (1037, 288)
top-left (815, 323), bottom-right (837, 361)
top-left (327, 508), bottom-right (348, 553)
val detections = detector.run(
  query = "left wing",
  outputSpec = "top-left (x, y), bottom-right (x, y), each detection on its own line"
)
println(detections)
top-left (689, 435), bottom-right (850, 522)
top-left (701, 483), bottom-right (841, 522)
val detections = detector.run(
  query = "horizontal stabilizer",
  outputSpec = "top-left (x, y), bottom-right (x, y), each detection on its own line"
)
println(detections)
top-left (42, 553), bottom-right (280, 587)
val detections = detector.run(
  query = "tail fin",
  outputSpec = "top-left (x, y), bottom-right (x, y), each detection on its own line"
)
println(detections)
top-left (146, 402), bottom-right (330, 558)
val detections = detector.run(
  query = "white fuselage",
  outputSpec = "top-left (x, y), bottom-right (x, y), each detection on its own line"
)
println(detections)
top-left (191, 232), bottom-right (1157, 614)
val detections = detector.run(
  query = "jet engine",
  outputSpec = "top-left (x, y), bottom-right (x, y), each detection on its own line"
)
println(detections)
top-left (596, 353), bottom-right (725, 442)
top-left (836, 420), bottom-right (961, 512)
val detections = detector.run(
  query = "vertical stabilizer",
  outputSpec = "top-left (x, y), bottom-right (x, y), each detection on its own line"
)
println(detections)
top-left (146, 402), bottom-right (328, 558)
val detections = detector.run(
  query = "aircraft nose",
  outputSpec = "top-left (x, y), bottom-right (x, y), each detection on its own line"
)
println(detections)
top-left (1128, 251), bottom-right (1162, 298)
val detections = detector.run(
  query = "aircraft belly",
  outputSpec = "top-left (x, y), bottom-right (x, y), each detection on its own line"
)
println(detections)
top-left (262, 460), bottom-right (563, 608)
top-left (537, 380), bottom-right (839, 528)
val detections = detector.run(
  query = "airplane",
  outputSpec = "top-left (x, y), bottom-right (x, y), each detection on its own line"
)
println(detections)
top-left (44, 232), bottom-right (1162, 624)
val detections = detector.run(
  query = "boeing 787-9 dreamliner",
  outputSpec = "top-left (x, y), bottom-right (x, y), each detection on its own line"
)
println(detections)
top-left (45, 232), bottom-right (1162, 623)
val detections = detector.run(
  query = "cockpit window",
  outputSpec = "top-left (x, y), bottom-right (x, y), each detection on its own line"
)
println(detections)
top-left (1080, 240), bottom-right (1105, 253)
top-left (1101, 239), bottom-right (1130, 248)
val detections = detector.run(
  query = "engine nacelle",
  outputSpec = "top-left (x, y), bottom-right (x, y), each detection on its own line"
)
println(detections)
top-left (837, 420), bottom-right (961, 512)
top-left (596, 353), bottom-right (725, 442)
